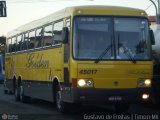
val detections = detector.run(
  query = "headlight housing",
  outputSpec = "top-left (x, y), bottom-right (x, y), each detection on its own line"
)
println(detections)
top-left (77, 79), bottom-right (93, 87)
top-left (78, 79), bottom-right (86, 87)
top-left (144, 79), bottom-right (151, 86)
top-left (138, 79), bottom-right (151, 87)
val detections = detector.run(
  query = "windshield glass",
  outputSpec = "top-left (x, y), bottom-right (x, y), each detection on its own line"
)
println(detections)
top-left (115, 18), bottom-right (150, 60)
top-left (73, 16), bottom-right (151, 60)
top-left (73, 17), bottom-right (113, 59)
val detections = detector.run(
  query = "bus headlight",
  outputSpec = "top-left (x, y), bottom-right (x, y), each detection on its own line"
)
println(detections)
top-left (144, 79), bottom-right (151, 86)
top-left (77, 79), bottom-right (93, 87)
top-left (138, 79), bottom-right (151, 87)
top-left (78, 79), bottom-right (86, 87)
top-left (86, 80), bottom-right (93, 86)
top-left (138, 80), bottom-right (145, 86)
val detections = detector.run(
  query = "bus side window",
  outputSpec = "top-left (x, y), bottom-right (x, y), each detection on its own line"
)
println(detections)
top-left (11, 37), bottom-right (17, 52)
top-left (7, 38), bottom-right (12, 53)
top-left (53, 21), bottom-right (63, 45)
top-left (17, 35), bottom-right (23, 51)
top-left (36, 27), bottom-right (43, 48)
top-left (22, 32), bottom-right (29, 50)
top-left (44, 24), bottom-right (53, 46)
top-left (28, 30), bottom-right (35, 49)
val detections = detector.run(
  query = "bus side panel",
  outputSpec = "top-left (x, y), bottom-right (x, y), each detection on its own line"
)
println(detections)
top-left (5, 55), bottom-right (14, 92)
top-left (12, 45), bottom-right (64, 101)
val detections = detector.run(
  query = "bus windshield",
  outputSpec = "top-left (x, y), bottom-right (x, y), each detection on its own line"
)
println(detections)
top-left (73, 16), bottom-right (151, 61)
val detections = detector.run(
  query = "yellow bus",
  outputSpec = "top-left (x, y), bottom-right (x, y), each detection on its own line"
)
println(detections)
top-left (4, 5), bottom-right (155, 112)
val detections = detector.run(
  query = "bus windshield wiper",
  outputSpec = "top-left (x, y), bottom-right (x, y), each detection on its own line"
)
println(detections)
top-left (95, 44), bottom-right (112, 63)
top-left (120, 44), bottom-right (136, 64)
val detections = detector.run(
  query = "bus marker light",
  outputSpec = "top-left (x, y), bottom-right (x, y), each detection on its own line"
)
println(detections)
top-left (77, 10), bottom-right (82, 14)
top-left (72, 78), bottom-right (77, 87)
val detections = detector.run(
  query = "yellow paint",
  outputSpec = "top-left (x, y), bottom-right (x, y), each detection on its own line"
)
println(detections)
top-left (5, 6), bottom-right (152, 91)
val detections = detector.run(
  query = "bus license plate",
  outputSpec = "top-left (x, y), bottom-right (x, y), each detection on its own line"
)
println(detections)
top-left (108, 96), bottom-right (122, 101)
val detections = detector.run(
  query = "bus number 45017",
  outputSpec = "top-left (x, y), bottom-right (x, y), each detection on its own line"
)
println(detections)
top-left (79, 70), bottom-right (97, 74)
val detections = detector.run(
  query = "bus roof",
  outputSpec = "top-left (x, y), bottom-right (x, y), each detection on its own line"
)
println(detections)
top-left (7, 5), bottom-right (147, 38)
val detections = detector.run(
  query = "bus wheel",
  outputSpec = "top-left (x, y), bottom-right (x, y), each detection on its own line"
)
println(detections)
top-left (15, 84), bottom-right (20, 101)
top-left (55, 86), bottom-right (68, 113)
top-left (115, 103), bottom-right (130, 113)
top-left (20, 85), bottom-right (30, 103)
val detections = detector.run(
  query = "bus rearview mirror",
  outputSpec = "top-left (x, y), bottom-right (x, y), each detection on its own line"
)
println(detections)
top-left (150, 29), bottom-right (155, 45)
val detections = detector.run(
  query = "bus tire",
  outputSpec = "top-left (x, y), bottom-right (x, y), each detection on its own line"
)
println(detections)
top-left (15, 82), bottom-right (20, 101)
top-left (55, 86), bottom-right (68, 113)
top-left (20, 85), bottom-right (30, 103)
top-left (115, 103), bottom-right (130, 113)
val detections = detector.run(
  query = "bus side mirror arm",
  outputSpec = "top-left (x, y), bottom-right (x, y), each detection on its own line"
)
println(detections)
top-left (62, 27), bottom-right (69, 44)
top-left (150, 29), bottom-right (155, 45)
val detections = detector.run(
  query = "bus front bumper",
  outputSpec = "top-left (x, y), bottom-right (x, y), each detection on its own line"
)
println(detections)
top-left (69, 88), bottom-right (152, 104)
